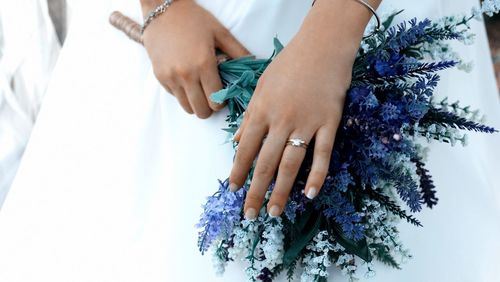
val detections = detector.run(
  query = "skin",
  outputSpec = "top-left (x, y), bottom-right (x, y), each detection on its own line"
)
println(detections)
top-left (140, 0), bottom-right (382, 219)
top-left (140, 0), bottom-right (250, 118)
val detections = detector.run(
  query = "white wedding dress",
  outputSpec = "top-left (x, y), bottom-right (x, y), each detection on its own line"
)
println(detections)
top-left (0, 0), bottom-right (499, 281)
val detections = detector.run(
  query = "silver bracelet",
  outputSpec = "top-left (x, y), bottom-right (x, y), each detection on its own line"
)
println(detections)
top-left (355, 0), bottom-right (381, 38)
top-left (311, 0), bottom-right (381, 38)
top-left (141, 0), bottom-right (174, 34)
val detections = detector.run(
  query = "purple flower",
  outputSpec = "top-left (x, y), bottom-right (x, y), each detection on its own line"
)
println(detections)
top-left (197, 179), bottom-right (245, 254)
top-left (380, 102), bottom-right (401, 121)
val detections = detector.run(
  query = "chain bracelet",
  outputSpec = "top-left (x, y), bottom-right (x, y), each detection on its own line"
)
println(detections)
top-left (141, 0), bottom-right (174, 34)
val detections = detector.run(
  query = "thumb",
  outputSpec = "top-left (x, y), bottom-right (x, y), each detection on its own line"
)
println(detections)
top-left (214, 27), bottom-right (251, 59)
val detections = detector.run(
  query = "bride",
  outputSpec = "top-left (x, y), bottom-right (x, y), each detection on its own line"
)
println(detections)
top-left (0, 0), bottom-right (499, 281)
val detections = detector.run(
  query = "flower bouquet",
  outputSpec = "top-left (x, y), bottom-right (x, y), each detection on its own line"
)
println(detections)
top-left (196, 2), bottom-right (500, 281)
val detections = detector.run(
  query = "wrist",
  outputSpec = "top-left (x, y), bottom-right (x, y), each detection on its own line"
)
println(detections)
top-left (140, 0), bottom-right (186, 17)
top-left (140, 0), bottom-right (163, 12)
top-left (297, 0), bottom-right (381, 58)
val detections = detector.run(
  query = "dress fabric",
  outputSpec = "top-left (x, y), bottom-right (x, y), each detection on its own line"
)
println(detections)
top-left (0, 0), bottom-right (499, 281)
top-left (0, 0), bottom-right (60, 207)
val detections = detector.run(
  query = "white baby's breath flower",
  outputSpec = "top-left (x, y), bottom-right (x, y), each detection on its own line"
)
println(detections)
top-left (260, 218), bottom-right (285, 270)
top-left (461, 134), bottom-right (469, 146)
top-left (228, 226), bottom-right (252, 261)
top-left (211, 241), bottom-right (227, 276)
top-left (461, 33), bottom-right (476, 46)
top-left (471, 6), bottom-right (483, 21)
top-left (457, 61), bottom-right (474, 73)
top-left (481, 0), bottom-right (500, 16)
top-left (300, 231), bottom-right (335, 281)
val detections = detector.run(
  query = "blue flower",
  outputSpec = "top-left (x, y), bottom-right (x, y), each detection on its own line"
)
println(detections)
top-left (380, 102), bottom-right (401, 121)
top-left (315, 177), bottom-right (365, 241)
top-left (197, 179), bottom-right (245, 253)
top-left (406, 100), bottom-right (429, 120)
top-left (332, 168), bottom-right (354, 193)
top-left (374, 52), bottom-right (403, 77)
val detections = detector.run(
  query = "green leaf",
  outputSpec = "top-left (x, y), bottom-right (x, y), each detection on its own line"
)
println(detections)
top-left (286, 257), bottom-right (299, 281)
top-left (329, 223), bottom-right (372, 262)
top-left (315, 276), bottom-right (328, 282)
top-left (210, 71), bottom-right (256, 104)
top-left (382, 10), bottom-right (405, 30)
top-left (283, 210), bottom-right (321, 266)
top-left (210, 88), bottom-right (231, 104)
top-left (273, 37), bottom-right (284, 54)
top-left (370, 243), bottom-right (401, 269)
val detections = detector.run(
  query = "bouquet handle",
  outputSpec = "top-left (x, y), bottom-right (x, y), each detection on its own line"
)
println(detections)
top-left (109, 11), bottom-right (144, 45)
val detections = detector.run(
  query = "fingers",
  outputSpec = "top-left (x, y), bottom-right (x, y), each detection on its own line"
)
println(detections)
top-left (233, 113), bottom-right (248, 142)
top-left (183, 80), bottom-right (213, 119)
top-left (214, 27), bottom-right (251, 59)
top-left (200, 60), bottom-right (225, 111)
top-left (171, 86), bottom-right (194, 115)
top-left (243, 131), bottom-right (289, 220)
top-left (304, 125), bottom-right (336, 200)
top-left (229, 122), bottom-right (268, 192)
top-left (266, 132), bottom-right (313, 217)
top-left (159, 67), bottom-right (221, 118)
top-left (236, 125), bottom-right (335, 219)
top-left (159, 82), bottom-right (174, 96)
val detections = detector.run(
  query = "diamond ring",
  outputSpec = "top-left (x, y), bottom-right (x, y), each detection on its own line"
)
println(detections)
top-left (286, 138), bottom-right (308, 149)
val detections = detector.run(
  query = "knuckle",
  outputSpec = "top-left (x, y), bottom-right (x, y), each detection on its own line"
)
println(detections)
top-left (270, 189), bottom-right (290, 204)
top-left (174, 65), bottom-right (194, 80)
top-left (316, 144), bottom-right (333, 156)
top-left (154, 68), bottom-right (173, 83)
top-left (279, 157), bottom-right (299, 174)
top-left (235, 146), bottom-right (255, 165)
top-left (218, 27), bottom-right (232, 39)
top-left (199, 57), bottom-right (215, 70)
top-left (275, 117), bottom-right (294, 131)
top-left (245, 192), bottom-right (264, 206)
top-left (248, 109), bottom-right (268, 126)
top-left (308, 169), bottom-right (328, 184)
top-left (254, 162), bottom-right (275, 178)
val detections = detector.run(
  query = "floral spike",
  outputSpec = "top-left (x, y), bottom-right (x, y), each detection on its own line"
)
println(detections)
top-left (412, 158), bottom-right (438, 208)
top-left (367, 188), bottom-right (423, 227)
top-left (421, 108), bottom-right (497, 133)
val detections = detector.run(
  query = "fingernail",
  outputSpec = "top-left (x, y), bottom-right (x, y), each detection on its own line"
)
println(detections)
top-left (234, 127), bottom-right (241, 137)
top-left (268, 205), bottom-right (281, 218)
top-left (232, 127), bottom-right (242, 143)
top-left (245, 208), bottom-right (257, 220)
top-left (306, 187), bottom-right (317, 200)
top-left (229, 183), bottom-right (239, 192)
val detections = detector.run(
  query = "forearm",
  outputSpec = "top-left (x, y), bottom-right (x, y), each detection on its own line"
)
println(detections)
top-left (297, 0), bottom-right (382, 62)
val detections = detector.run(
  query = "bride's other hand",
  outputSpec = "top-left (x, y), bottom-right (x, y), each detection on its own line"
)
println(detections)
top-left (229, 0), bottom-right (381, 219)
top-left (140, 0), bottom-right (250, 118)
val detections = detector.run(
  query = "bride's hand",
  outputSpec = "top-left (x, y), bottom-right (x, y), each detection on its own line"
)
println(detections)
top-left (140, 0), bottom-right (250, 118)
top-left (228, 0), bottom-right (380, 219)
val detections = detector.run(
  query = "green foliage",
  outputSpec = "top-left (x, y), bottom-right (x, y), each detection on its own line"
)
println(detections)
top-left (283, 209), bottom-right (322, 267)
top-left (367, 188), bottom-right (423, 227)
top-left (370, 243), bottom-right (401, 269)
top-left (327, 221), bottom-right (372, 262)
